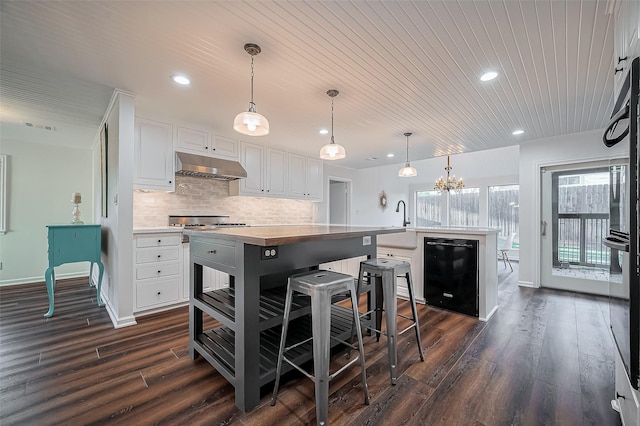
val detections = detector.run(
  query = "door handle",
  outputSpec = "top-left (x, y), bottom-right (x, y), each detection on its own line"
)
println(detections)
top-left (541, 220), bottom-right (547, 236)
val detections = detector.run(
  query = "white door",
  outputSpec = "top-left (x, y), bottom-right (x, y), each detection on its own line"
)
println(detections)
top-left (540, 162), bottom-right (611, 295)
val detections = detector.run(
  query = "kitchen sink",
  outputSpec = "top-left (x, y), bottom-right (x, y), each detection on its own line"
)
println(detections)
top-left (377, 229), bottom-right (417, 249)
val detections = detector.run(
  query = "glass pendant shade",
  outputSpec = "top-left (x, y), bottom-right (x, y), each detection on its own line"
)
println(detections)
top-left (398, 132), bottom-right (417, 177)
top-left (233, 110), bottom-right (269, 136)
top-left (399, 164), bottom-right (417, 177)
top-left (234, 43), bottom-right (269, 137)
top-left (320, 89), bottom-right (346, 160)
top-left (320, 142), bottom-right (346, 160)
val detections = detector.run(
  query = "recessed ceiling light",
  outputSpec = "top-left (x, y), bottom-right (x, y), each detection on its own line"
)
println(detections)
top-left (171, 74), bottom-right (191, 85)
top-left (512, 129), bottom-right (525, 135)
top-left (480, 71), bottom-right (498, 81)
top-left (386, 153), bottom-right (395, 158)
top-left (319, 128), bottom-right (329, 135)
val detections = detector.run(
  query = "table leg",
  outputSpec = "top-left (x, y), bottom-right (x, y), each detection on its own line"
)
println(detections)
top-left (44, 267), bottom-right (55, 318)
top-left (382, 269), bottom-right (398, 385)
top-left (96, 261), bottom-right (105, 307)
top-left (89, 262), bottom-right (96, 287)
top-left (234, 255), bottom-right (261, 412)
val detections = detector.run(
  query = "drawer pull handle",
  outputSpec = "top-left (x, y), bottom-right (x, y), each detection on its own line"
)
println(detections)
top-left (157, 255), bottom-right (161, 259)
top-left (157, 239), bottom-right (162, 243)
top-left (157, 291), bottom-right (161, 295)
top-left (617, 392), bottom-right (626, 400)
top-left (208, 250), bottom-right (217, 254)
top-left (157, 270), bottom-right (161, 274)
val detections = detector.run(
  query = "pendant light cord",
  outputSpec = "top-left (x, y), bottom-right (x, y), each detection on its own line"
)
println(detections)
top-left (248, 55), bottom-right (255, 112)
top-left (405, 134), bottom-right (410, 165)
top-left (331, 97), bottom-right (335, 144)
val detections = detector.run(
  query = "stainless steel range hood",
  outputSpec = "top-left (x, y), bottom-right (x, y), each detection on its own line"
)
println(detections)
top-left (175, 152), bottom-right (247, 181)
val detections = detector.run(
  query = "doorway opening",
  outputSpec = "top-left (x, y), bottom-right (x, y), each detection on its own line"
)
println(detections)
top-left (329, 179), bottom-right (350, 225)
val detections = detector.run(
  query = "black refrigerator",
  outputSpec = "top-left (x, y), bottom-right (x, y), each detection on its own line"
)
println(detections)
top-left (603, 56), bottom-right (640, 390)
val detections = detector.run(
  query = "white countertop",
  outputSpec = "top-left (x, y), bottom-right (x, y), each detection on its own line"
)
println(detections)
top-left (411, 226), bottom-right (500, 235)
top-left (133, 227), bottom-right (182, 234)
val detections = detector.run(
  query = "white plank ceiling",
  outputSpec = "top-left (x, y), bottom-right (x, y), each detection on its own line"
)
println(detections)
top-left (0, 0), bottom-right (616, 169)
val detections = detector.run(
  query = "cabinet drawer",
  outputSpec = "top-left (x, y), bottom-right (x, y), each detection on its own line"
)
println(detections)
top-left (136, 247), bottom-right (180, 264)
top-left (136, 262), bottom-right (180, 280)
top-left (136, 234), bottom-right (181, 248)
top-left (136, 278), bottom-right (180, 310)
top-left (191, 240), bottom-right (236, 268)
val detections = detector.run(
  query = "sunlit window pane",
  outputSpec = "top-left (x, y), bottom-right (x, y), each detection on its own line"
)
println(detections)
top-left (416, 190), bottom-right (441, 226)
top-left (488, 184), bottom-right (520, 242)
top-left (449, 188), bottom-right (479, 226)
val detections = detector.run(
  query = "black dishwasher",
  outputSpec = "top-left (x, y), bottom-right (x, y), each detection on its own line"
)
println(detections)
top-left (424, 237), bottom-right (479, 317)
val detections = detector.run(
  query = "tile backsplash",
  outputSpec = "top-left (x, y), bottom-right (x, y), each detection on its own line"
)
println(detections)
top-left (133, 175), bottom-right (318, 228)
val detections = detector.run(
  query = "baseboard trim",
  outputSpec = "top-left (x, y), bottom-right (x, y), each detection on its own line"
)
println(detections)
top-left (103, 297), bottom-right (137, 329)
top-left (480, 305), bottom-right (499, 322)
top-left (518, 280), bottom-right (536, 288)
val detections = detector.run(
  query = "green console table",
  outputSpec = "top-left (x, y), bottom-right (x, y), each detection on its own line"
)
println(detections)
top-left (44, 224), bottom-right (104, 317)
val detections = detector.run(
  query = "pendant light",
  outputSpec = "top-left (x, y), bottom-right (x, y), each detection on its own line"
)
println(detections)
top-left (233, 43), bottom-right (269, 136)
top-left (398, 132), bottom-right (417, 177)
top-left (319, 89), bottom-right (346, 160)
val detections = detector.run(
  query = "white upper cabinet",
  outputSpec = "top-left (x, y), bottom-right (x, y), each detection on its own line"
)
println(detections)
top-left (175, 126), bottom-right (238, 160)
top-left (230, 142), bottom-right (287, 197)
top-left (233, 141), bottom-right (265, 195)
top-left (287, 153), bottom-right (323, 201)
top-left (613, 0), bottom-right (640, 94)
top-left (212, 135), bottom-right (239, 159)
top-left (265, 148), bottom-right (287, 197)
top-left (134, 118), bottom-right (175, 191)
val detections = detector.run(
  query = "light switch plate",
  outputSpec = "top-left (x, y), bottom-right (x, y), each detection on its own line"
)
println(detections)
top-left (363, 236), bottom-right (371, 246)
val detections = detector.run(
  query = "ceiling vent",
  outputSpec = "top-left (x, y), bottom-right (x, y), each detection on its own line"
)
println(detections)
top-left (23, 121), bottom-right (57, 131)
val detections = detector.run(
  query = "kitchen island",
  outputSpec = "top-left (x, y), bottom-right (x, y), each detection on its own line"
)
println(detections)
top-left (185, 225), bottom-right (403, 412)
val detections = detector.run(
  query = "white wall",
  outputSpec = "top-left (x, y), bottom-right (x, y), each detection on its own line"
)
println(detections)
top-left (351, 145), bottom-right (520, 227)
top-left (0, 140), bottom-right (94, 285)
top-left (518, 129), bottom-right (627, 287)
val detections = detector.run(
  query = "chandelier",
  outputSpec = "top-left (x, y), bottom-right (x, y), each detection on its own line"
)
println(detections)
top-left (233, 43), bottom-right (270, 136)
top-left (434, 155), bottom-right (464, 192)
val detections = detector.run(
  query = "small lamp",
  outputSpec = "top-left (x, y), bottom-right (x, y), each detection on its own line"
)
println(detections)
top-left (71, 192), bottom-right (83, 224)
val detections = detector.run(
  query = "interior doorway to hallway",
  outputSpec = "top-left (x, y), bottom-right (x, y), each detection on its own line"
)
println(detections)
top-left (329, 179), bottom-right (350, 225)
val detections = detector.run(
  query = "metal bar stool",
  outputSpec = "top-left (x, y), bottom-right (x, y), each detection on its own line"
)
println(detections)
top-left (271, 270), bottom-right (370, 426)
top-left (353, 258), bottom-right (424, 385)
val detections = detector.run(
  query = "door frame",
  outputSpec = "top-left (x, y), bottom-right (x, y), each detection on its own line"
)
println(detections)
top-left (327, 176), bottom-right (352, 225)
top-left (534, 155), bottom-right (623, 291)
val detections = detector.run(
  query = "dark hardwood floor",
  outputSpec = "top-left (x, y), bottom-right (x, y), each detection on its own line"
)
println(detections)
top-left (0, 263), bottom-right (621, 425)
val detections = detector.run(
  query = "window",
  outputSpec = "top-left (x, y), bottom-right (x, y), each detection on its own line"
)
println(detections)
top-left (449, 188), bottom-right (479, 226)
top-left (488, 184), bottom-right (519, 248)
top-left (415, 190), bottom-right (441, 226)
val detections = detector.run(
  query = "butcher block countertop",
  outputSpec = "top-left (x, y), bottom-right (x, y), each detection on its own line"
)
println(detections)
top-left (183, 224), bottom-right (404, 246)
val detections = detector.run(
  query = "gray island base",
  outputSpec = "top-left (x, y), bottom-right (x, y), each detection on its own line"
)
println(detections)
top-left (186, 225), bottom-right (404, 412)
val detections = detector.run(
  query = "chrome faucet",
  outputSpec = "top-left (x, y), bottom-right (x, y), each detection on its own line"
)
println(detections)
top-left (396, 200), bottom-right (410, 227)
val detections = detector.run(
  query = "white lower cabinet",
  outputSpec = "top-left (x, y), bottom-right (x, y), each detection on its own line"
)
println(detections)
top-left (320, 256), bottom-right (366, 278)
top-left (203, 267), bottom-right (230, 291)
top-left (134, 232), bottom-right (183, 313)
top-left (614, 348), bottom-right (640, 425)
top-left (377, 247), bottom-right (423, 303)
